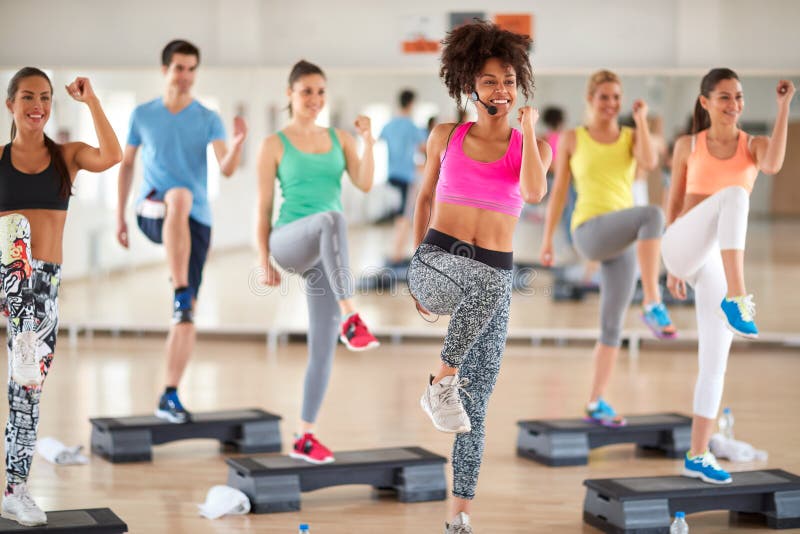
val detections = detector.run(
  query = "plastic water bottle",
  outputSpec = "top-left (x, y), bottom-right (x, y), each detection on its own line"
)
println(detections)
top-left (718, 407), bottom-right (735, 439)
top-left (298, 524), bottom-right (310, 534)
top-left (670, 511), bottom-right (689, 533)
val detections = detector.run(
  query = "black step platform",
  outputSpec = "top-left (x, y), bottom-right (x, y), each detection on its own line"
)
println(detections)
top-left (226, 446), bottom-right (447, 513)
top-left (91, 408), bottom-right (281, 462)
top-left (583, 469), bottom-right (800, 533)
top-left (0, 508), bottom-right (127, 533)
top-left (517, 413), bottom-right (691, 466)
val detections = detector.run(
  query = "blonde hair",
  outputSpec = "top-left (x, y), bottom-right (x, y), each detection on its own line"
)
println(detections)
top-left (587, 69), bottom-right (621, 97)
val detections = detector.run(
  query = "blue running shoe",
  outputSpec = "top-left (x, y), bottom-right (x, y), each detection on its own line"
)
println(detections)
top-left (172, 287), bottom-right (194, 324)
top-left (641, 302), bottom-right (677, 339)
top-left (683, 451), bottom-right (732, 484)
top-left (584, 398), bottom-right (626, 427)
top-left (719, 295), bottom-right (758, 339)
top-left (155, 391), bottom-right (191, 423)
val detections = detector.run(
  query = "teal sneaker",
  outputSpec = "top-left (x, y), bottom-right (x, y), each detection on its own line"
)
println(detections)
top-left (683, 450), bottom-right (732, 484)
top-left (584, 398), bottom-right (626, 427)
top-left (641, 302), bottom-right (677, 339)
top-left (719, 295), bottom-right (758, 339)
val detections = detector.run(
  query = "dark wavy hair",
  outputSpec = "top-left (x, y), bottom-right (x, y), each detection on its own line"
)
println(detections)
top-left (7, 67), bottom-right (71, 199)
top-left (439, 20), bottom-right (534, 111)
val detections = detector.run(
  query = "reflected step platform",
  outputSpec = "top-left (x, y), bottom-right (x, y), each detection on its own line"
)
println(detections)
top-left (227, 446), bottom-right (447, 513)
top-left (91, 408), bottom-right (281, 463)
top-left (0, 508), bottom-right (127, 533)
top-left (517, 413), bottom-right (691, 466)
top-left (583, 469), bottom-right (800, 533)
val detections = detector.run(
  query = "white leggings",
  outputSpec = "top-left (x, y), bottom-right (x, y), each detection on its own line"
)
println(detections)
top-left (661, 186), bottom-right (749, 419)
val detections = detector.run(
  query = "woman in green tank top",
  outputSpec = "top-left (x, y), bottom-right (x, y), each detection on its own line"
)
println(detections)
top-left (254, 60), bottom-right (379, 464)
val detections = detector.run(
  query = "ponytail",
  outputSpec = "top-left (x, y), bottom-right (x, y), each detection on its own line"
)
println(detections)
top-left (43, 135), bottom-right (72, 200)
top-left (691, 97), bottom-right (710, 135)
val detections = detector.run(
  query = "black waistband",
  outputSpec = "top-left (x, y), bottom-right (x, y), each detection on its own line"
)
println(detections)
top-left (422, 228), bottom-right (513, 270)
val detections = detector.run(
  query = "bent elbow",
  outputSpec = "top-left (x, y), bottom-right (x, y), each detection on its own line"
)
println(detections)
top-left (522, 187), bottom-right (547, 205)
top-left (760, 165), bottom-right (781, 176)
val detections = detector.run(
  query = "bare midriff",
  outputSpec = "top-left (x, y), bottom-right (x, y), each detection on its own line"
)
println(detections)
top-left (430, 201), bottom-right (517, 252)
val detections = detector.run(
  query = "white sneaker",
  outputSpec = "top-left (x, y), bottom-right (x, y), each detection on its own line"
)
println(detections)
top-left (10, 331), bottom-right (43, 387)
top-left (445, 512), bottom-right (473, 533)
top-left (1, 483), bottom-right (47, 526)
top-left (420, 374), bottom-right (471, 433)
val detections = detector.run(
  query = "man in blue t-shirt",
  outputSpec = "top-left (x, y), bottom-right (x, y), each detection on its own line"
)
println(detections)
top-left (379, 89), bottom-right (427, 264)
top-left (116, 39), bottom-right (247, 423)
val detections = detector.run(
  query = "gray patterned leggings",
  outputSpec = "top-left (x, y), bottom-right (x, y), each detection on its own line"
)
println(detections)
top-left (0, 214), bottom-right (60, 492)
top-left (408, 237), bottom-right (512, 500)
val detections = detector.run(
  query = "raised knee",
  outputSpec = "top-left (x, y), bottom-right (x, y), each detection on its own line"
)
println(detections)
top-left (641, 205), bottom-right (665, 237)
top-left (720, 186), bottom-right (749, 207)
top-left (322, 211), bottom-right (346, 229)
top-left (165, 188), bottom-right (193, 215)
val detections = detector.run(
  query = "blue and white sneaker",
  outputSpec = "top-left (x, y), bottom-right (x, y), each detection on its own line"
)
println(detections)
top-left (683, 450), bottom-right (732, 484)
top-left (172, 287), bottom-right (194, 324)
top-left (641, 302), bottom-right (677, 339)
top-left (719, 295), bottom-right (758, 339)
top-left (155, 391), bottom-right (191, 423)
top-left (584, 398), bottom-right (626, 427)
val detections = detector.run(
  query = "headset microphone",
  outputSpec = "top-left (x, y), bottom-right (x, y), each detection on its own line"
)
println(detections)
top-left (470, 91), bottom-right (498, 116)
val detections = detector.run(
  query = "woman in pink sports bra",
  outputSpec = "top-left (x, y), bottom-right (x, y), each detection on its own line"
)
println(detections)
top-left (662, 68), bottom-right (794, 484)
top-left (406, 21), bottom-right (550, 533)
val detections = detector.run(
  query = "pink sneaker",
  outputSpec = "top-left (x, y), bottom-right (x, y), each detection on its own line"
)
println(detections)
top-left (339, 313), bottom-right (380, 351)
top-left (289, 433), bottom-right (335, 464)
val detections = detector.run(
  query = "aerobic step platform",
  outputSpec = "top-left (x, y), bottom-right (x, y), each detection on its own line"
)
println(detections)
top-left (517, 413), bottom-right (691, 466)
top-left (583, 469), bottom-right (800, 533)
top-left (91, 408), bottom-right (281, 462)
top-left (0, 508), bottom-right (127, 533)
top-left (227, 446), bottom-right (447, 513)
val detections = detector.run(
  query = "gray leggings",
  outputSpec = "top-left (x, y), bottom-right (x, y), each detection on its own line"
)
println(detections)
top-left (572, 205), bottom-right (664, 347)
top-left (408, 243), bottom-right (512, 500)
top-left (269, 211), bottom-right (353, 424)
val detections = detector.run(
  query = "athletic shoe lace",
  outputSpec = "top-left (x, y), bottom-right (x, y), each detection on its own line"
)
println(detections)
top-left (651, 304), bottom-right (670, 326)
top-left (167, 395), bottom-right (186, 412)
top-left (305, 435), bottom-right (331, 455)
top-left (442, 377), bottom-right (472, 407)
top-left (701, 452), bottom-right (723, 471)
top-left (737, 295), bottom-right (756, 322)
top-left (13, 484), bottom-right (39, 510)
top-left (448, 524), bottom-right (473, 534)
top-left (350, 315), bottom-right (372, 339)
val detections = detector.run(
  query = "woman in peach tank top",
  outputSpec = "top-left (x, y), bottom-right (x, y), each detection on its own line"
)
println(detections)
top-left (662, 68), bottom-right (795, 484)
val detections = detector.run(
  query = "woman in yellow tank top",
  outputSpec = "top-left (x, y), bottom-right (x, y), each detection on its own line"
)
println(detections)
top-left (540, 70), bottom-right (676, 426)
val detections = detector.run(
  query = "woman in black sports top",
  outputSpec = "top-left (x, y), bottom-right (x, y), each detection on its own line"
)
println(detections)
top-left (0, 67), bottom-right (120, 527)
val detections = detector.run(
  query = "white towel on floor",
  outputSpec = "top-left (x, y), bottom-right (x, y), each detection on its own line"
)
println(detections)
top-left (36, 437), bottom-right (89, 465)
top-left (709, 433), bottom-right (768, 462)
top-left (197, 485), bottom-right (251, 519)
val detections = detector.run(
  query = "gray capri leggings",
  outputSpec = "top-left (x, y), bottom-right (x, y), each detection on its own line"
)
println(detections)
top-left (269, 211), bottom-right (353, 424)
top-left (572, 205), bottom-right (664, 347)
top-left (408, 235), bottom-right (512, 500)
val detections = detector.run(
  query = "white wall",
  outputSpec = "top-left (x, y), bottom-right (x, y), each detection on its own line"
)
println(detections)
top-left (2, 0), bottom-right (799, 72)
top-left (2, 0), bottom-right (799, 280)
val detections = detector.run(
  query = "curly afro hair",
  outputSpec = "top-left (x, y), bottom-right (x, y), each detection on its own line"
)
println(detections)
top-left (440, 20), bottom-right (534, 111)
